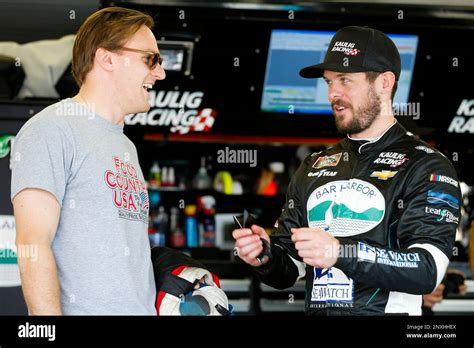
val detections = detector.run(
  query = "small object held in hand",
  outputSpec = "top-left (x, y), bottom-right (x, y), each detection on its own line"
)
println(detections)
top-left (233, 209), bottom-right (272, 263)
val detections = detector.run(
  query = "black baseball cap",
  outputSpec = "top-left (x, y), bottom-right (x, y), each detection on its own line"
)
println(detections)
top-left (299, 26), bottom-right (401, 80)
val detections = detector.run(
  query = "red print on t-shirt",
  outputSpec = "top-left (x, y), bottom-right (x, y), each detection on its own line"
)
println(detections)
top-left (104, 156), bottom-right (149, 223)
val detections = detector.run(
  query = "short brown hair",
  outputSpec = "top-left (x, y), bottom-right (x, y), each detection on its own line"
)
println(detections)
top-left (72, 7), bottom-right (154, 86)
top-left (365, 71), bottom-right (398, 101)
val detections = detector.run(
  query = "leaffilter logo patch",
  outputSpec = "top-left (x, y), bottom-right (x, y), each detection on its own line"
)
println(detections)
top-left (307, 179), bottom-right (385, 237)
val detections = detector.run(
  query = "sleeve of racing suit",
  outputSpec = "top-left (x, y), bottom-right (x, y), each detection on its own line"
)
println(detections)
top-left (334, 153), bottom-right (461, 295)
top-left (252, 155), bottom-right (312, 289)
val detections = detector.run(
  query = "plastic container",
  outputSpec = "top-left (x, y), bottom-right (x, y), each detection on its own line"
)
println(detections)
top-left (197, 196), bottom-right (216, 247)
top-left (161, 167), bottom-right (168, 187)
top-left (185, 205), bottom-right (198, 248)
top-left (149, 161), bottom-right (161, 188)
top-left (269, 161), bottom-right (287, 195)
top-left (192, 157), bottom-right (212, 190)
top-left (169, 207), bottom-right (185, 248)
top-left (150, 206), bottom-right (168, 247)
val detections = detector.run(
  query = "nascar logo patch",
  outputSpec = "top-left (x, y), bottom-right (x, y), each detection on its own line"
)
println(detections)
top-left (429, 174), bottom-right (459, 188)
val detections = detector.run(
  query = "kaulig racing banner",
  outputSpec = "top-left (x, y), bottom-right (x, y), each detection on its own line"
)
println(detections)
top-left (448, 99), bottom-right (474, 134)
top-left (125, 90), bottom-right (217, 134)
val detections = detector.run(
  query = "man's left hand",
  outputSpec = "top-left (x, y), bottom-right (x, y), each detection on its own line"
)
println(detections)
top-left (291, 227), bottom-right (340, 268)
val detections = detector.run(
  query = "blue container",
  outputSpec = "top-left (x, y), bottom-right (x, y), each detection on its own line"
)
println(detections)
top-left (185, 216), bottom-right (198, 248)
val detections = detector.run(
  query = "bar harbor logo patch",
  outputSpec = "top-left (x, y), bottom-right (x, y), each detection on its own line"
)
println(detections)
top-left (306, 179), bottom-right (385, 237)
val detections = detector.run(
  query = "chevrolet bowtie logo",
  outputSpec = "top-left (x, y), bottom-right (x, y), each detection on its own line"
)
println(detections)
top-left (370, 170), bottom-right (398, 180)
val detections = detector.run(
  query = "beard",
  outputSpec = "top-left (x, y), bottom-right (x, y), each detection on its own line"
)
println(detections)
top-left (333, 85), bottom-right (381, 135)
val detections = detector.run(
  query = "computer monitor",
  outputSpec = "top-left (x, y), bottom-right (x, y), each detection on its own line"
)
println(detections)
top-left (261, 29), bottom-right (419, 114)
top-left (157, 40), bottom-right (194, 76)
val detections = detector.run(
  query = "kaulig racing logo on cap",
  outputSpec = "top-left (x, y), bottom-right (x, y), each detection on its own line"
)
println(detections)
top-left (307, 179), bottom-right (385, 237)
top-left (125, 90), bottom-right (217, 134)
top-left (448, 99), bottom-right (474, 133)
top-left (331, 42), bottom-right (360, 56)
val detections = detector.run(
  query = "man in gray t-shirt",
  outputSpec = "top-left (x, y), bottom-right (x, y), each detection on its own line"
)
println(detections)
top-left (10, 7), bottom-right (166, 315)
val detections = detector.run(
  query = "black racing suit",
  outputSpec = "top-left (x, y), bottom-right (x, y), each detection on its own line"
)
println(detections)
top-left (254, 122), bottom-right (461, 315)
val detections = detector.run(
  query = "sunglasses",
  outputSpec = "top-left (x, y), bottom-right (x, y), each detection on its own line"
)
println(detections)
top-left (120, 47), bottom-right (163, 70)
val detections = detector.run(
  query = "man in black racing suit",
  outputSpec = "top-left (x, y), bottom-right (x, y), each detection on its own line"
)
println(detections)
top-left (232, 26), bottom-right (461, 315)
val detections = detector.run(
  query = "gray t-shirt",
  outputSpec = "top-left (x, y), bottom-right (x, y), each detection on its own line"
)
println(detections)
top-left (11, 98), bottom-right (156, 315)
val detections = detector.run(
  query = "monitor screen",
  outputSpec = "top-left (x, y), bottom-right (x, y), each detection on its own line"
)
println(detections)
top-left (156, 40), bottom-right (194, 75)
top-left (261, 29), bottom-right (419, 114)
top-left (160, 48), bottom-right (184, 72)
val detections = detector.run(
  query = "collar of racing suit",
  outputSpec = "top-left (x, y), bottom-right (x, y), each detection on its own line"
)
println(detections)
top-left (345, 121), bottom-right (408, 155)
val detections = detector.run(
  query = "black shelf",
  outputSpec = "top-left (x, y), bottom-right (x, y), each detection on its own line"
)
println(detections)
top-left (149, 188), bottom-right (286, 218)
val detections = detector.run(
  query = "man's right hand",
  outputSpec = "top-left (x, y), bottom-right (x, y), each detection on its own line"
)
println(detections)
top-left (232, 224), bottom-right (270, 267)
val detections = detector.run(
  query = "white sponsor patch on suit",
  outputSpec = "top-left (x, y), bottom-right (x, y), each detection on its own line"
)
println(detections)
top-left (307, 179), bottom-right (385, 237)
top-left (358, 242), bottom-right (376, 263)
top-left (311, 267), bottom-right (354, 307)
